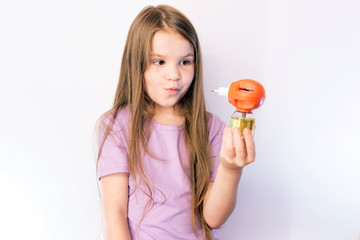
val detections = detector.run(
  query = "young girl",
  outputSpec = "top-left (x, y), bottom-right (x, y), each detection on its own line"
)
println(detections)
top-left (97, 4), bottom-right (255, 240)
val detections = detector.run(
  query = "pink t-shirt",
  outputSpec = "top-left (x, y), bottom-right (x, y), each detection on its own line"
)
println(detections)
top-left (98, 107), bottom-right (225, 239)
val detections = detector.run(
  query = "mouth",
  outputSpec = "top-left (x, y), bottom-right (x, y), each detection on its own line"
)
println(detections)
top-left (165, 87), bottom-right (180, 95)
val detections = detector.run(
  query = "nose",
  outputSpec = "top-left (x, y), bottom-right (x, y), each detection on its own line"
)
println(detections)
top-left (166, 65), bottom-right (181, 81)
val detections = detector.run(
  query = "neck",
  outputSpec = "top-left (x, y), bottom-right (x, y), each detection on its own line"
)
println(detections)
top-left (152, 105), bottom-right (185, 126)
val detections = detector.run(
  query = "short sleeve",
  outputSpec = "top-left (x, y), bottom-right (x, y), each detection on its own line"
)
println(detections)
top-left (97, 113), bottom-right (129, 179)
top-left (208, 113), bottom-right (226, 181)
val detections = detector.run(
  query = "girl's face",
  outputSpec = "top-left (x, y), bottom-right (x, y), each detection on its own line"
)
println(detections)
top-left (144, 30), bottom-right (195, 113)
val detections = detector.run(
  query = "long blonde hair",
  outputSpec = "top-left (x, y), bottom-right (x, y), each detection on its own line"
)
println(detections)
top-left (97, 5), bottom-right (213, 239)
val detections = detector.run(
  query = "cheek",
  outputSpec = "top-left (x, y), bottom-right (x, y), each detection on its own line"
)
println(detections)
top-left (143, 71), bottom-right (158, 96)
top-left (143, 72), bottom-right (150, 95)
top-left (185, 69), bottom-right (195, 85)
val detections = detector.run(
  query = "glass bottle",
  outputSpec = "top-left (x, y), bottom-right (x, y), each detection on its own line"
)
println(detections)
top-left (230, 111), bottom-right (255, 135)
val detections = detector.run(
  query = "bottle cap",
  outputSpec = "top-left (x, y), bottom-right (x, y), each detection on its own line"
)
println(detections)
top-left (228, 79), bottom-right (265, 113)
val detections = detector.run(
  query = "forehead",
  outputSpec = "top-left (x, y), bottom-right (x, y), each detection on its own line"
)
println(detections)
top-left (150, 30), bottom-right (194, 57)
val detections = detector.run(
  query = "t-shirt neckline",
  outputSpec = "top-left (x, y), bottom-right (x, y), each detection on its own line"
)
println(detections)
top-left (150, 119), bottom-right (184, 131)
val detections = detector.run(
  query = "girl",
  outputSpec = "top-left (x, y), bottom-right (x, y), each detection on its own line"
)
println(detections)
top-left (97, 4), bottom-right (255, 240)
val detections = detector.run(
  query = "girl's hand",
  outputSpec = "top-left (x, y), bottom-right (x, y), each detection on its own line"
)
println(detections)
top-left (219, 126), bottom-right (255, 172)
top-left (204, 126), bottom-right (255, 228)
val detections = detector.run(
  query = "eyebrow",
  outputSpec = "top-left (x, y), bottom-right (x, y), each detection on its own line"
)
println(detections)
top-left (150, 53), bottom-right (194, 58)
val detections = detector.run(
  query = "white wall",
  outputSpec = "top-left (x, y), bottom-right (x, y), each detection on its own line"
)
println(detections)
top-left (1, 0), bottom-right (359, 239)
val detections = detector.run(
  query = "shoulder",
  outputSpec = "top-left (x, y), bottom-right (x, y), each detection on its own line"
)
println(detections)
top-left (100, 107), bottom-right (130, 129)
top-left (206, 112), bottom-right (226, 141)
top-left (114, 106), bottom-right (130, 127)
top-left (207, 111), bottom-right (226, 130)
top-left (97, 106), bottom-right (130, 139)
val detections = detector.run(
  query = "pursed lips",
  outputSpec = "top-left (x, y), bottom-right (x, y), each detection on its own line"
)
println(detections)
top-left (166, 87), bottom-right (180, 91)
top-left (165, 87), bottom-right (181, 94)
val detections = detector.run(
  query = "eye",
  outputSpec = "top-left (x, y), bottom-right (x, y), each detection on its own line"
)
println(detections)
top-left (180, 59), bottom-right (193, 66)
top-left (153, 60), bottom-right (165, 65)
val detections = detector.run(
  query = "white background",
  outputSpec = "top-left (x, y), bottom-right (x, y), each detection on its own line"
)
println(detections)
top-left (1, 0), bottom-right (359, 239)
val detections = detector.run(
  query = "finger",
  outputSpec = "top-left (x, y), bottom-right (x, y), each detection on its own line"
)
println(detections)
top-left (242, 128), bottom-right (255, 162)
top-left (232, 127), bottom-right (246, 163)
top-left (221, 126), bottom-right (234, 156)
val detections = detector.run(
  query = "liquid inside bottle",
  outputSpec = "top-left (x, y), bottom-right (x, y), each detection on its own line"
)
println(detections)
top-left (230, 111), bottom-right (255, 135)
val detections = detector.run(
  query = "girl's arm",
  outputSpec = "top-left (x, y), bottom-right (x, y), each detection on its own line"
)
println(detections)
top-left (100, 173), bottom-right (131, 240)
top-left (203, 126), bottom-right (255, 229)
